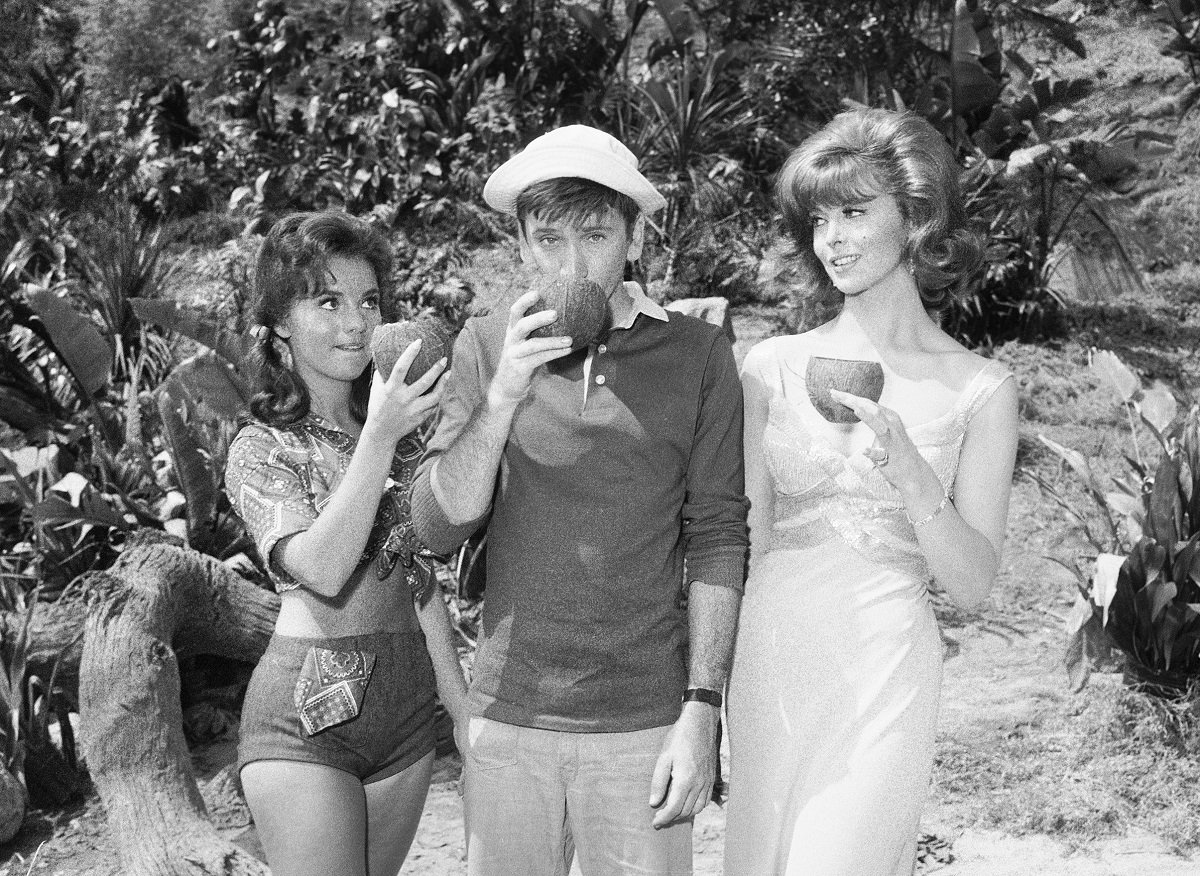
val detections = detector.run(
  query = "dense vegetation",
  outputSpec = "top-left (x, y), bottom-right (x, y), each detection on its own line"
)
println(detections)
top-left (2, 0), bottom-right (1200, 857)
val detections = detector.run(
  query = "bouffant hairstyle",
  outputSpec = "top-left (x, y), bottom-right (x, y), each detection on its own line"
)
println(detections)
top-left (248, 211), bottom-right (395, 428)
top-left (776, 107), bottom-right (983, 312)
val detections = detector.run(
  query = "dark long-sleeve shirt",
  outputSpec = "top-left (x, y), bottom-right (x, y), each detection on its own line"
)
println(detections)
top-left (411, 291), bottom-right (748, 732)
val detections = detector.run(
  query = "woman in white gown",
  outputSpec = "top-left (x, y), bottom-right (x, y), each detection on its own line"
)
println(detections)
top-left (724, 108), bottom-right (1019, 875)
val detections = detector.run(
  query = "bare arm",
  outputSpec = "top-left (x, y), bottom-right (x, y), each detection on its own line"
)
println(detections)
top-left (831, 374), bottom-right (1019, 611)
top-left (650, 330), bottom-right (748, 828)
top-left (430, 290), bottom-right (572, 525)
top-left (415, 593), bottom-right (469, 744)
top-left (648, 581), bottom-right (740, 828)
top-left (906, 377), bottom-right (1018, 610)
top-left (275, 343), bottom-right (445, 597)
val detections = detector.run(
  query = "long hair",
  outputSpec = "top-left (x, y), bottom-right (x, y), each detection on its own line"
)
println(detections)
top-left (247, 212), bottom-right (395, 428)
top-left (776, 108), bottom-right (983, 312)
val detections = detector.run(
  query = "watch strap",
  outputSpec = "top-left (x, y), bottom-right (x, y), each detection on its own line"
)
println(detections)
top-left (682, 687), bottom-right (723, 708)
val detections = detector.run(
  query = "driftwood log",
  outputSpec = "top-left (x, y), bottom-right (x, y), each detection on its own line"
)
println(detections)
top-left (10, 534), bottom-right (280, 876)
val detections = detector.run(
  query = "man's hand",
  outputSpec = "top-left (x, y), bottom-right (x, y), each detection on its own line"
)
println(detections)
top-left (488, 289), bottom-right (573, 407)
top-left (649, 702), bottom-right (720, 829)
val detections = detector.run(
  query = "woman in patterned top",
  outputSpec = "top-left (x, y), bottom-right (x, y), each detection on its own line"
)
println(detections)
top-left (225, 212), bottom-right (467, 876)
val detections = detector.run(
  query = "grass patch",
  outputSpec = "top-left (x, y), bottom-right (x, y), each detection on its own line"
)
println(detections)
top-left (933, 676), bottom-right (1200, 852)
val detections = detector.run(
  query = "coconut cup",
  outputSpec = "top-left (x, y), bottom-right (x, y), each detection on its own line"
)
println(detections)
top-left (805, 356), bottom-right (885, 424)
top-left (528, 277), bottom-right (609, 351)
top-left (371, 316), bottom-right (453, 387)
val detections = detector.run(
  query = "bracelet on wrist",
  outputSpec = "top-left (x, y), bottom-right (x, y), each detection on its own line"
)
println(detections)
top-left (682, 687), bottom-right (723, 708)
top-left (907, 490), bottom-right (951, 528)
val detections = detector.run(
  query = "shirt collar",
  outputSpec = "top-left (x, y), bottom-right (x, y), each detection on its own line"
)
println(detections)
top-left (611, 281), bottom-right (668, 330)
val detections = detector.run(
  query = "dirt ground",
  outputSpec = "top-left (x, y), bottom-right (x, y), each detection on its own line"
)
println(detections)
top-left (8, 577), bottom-right (1195, 875)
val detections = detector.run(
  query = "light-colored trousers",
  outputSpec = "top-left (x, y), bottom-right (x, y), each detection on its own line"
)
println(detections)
top-left (462, 716), bottom-right (693, 876)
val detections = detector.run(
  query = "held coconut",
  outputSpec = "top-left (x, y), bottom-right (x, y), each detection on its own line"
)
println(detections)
top-left (805, 356), bottom-right (885, 424)
top-left (527, 277), bottom-right (609, 351)
top-left (371, 316), bottom-right (453, 385)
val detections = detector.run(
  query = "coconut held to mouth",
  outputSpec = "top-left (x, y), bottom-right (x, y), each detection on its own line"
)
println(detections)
top-left (371, 316), bottom-right (453, 386)
top-left (527, 276), bottom-right (609, 351)
top-left (805, 356), bottom-right (885, 424)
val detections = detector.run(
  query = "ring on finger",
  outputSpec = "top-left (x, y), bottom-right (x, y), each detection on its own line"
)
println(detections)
top-left (874, 448), bottom-right (890, 467)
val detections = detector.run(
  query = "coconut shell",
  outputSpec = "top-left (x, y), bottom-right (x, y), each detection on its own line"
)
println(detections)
top-left (527, 277), bottom-right (608, 351)
top-left (805, 356), bottom-right (885, 424)
top-left (371, 317), bottom-right (453, 385)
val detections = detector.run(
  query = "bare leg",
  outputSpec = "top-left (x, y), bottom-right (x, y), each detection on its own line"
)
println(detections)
top-left (365, 750), bottom-right (435, 876)
top-left (241, 760), bottom-right (368, 876)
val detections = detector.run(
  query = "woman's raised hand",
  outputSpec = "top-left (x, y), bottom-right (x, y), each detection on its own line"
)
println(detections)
top-left (367, 338), bottom-right (447, 440)
top-left (828, 389), bottom-right (938, 501)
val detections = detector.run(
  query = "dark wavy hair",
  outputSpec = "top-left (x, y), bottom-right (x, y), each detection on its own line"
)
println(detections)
top-left (515, 177), bottom-right (640, 237)
top-left (776, 107), bottom-right (983, 313)
top-left (248, 211), bottom-right (395, 428)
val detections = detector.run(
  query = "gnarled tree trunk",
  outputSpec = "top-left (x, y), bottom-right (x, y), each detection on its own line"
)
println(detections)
top-left (78, 539), bottom-right (279, 876)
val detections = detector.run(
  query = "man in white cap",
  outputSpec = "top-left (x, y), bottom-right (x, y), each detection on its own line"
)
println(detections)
top-left (411, 124), bottom-right (747, 876)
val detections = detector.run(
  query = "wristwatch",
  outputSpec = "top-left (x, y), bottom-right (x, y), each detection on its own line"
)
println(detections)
top-left (682, 687), bottom-right (723, 708)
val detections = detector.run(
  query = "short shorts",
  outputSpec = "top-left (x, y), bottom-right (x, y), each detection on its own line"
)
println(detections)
top-left (238, 628), bottom-right (436, 784)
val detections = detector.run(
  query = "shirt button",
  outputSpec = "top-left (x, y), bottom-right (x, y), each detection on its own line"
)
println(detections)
top-left (595, 375), bottom-right (606, 386)
top-left (598, 344), bottom-right (607, 354)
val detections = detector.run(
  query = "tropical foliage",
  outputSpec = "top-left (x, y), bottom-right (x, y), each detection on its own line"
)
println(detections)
top-left (0, 0), bottom-right (1194, 833)
top-left (1041, 351), bottom-right (1200, 696)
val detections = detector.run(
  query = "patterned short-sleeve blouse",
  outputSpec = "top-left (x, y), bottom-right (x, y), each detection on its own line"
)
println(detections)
top-left (225, 414), bottom-right (436, 601)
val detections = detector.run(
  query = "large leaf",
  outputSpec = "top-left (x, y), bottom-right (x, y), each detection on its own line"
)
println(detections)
top-left (129, 298), bottom-right (249, 369)
top-left (1106, 541), bottom-right (1164, 667)
top-left (0, 450), bottom-right (39, 508)
top-left (1092, 553), bottom-right (1125, 626)
top-left (951, 59), bottom-right (1002, 115)
top-left (156, 392), bottom-right (212, 551)
top-left (32, 493), bottom-right (128, 530)
top-left (1146, 453), bottom-right (1183, 545)
top-left (160, 352), bottom-right (251, 422)
top-left (1009, 4), bottom-right (1087, 58)
top-left (565, 4), bottom-right (611, 47)
top-left (24, 286), bottom-right (113, 397)
top-left (155, 350), bottom-right (249, 552)
top-left (650, 0), bottom-right (698, 47)
top-left (1037, 433), bottom-right (1107, 495)
top-left (1137, 387), bottom-right (1178, 437)
top-left (1091, 349), bottom-right (1138, 403)
top-left (1064, 594), bottom-right (1101, 691)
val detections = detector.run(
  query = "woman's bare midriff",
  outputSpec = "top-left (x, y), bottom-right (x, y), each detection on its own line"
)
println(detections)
top-left (272, 561), bottom-right (422, 639)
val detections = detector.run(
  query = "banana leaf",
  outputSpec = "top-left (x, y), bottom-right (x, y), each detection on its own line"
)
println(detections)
top-left (159, 351), bottom-right (251, 421)
top-left (31, 493), bottom-right (128, 531)
top-left (128, 298), bottom-right (249, 369)
top-left (157, 389), bottom-right (215, 551)
top-left (1146, 453), bottom-right (1183, 548)
top-left (1107, 539), bottom-right (1200, 675)
top-left (24, 286), bottom-right (113, 397)
top-left (0, 386), bottom-right (54, 432)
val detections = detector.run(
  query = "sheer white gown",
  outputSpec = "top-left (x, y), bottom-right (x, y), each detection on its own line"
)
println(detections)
top-left (724, 338), bottom-right (1012, 876)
